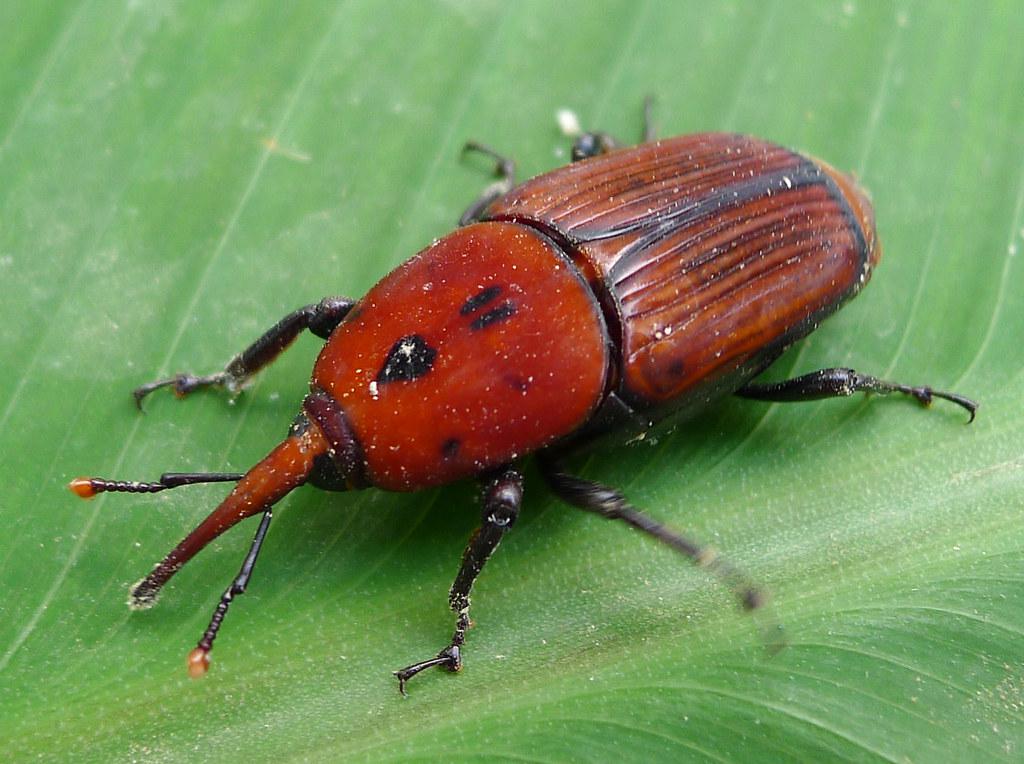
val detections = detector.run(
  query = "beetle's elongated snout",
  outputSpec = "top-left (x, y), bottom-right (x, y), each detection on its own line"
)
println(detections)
top-left (68, 388), bottom-right (369, 676)
top-left (69, 398), bottom-right (352, 610)
top-left (69, 415), bottom-right (331, 676)
top-left (126, 422), bottom-right (329, 610)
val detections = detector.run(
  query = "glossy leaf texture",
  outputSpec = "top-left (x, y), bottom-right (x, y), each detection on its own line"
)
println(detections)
top-left (1, 1), bottom-right (1022, 761)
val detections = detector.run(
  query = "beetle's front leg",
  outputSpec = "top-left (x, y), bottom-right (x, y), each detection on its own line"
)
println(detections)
top-left (133, 296), bottom-right (355, 408)
top-left (393, 467), bottom-right (523, 695)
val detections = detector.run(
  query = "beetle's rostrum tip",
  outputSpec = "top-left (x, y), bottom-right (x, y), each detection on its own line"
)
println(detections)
top-left (127, 578), bottom-right (160, 610)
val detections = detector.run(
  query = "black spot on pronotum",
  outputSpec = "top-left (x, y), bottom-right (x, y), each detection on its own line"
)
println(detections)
top-left (377, 334), bottom-right (437, 384)
top-left (460, 285), bottom-right (502, 315)
top-left (441, 438), bottom-right (460, 460)
top-left (469, 301), bottom-right (516, 331)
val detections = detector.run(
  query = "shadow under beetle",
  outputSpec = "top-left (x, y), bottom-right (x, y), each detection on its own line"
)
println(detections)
top-left (71, 106), bottom-right (977, 694)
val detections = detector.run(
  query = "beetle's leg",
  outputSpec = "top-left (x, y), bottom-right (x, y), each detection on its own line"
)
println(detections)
top-left (133, 296), bottom-right (355, 409)
top-left (641, 95), bottom-right (657, 142)
top-left (393, 467), bottom-right (523, 695)
top-left (186, 508), bottom-right (274, 677)
top-left (570, 131), bottom-right (619, 161)
top-left (554, 109), bottom-right (616, 160)
top-left (68, 471), bottom-right (243, 498)
top-left (459, 142), bottom-right (517, 226)
top-left (736, 368), bottom-right (978, 423)
top-left (540, 457), bottom-right (766, 614)
top-left (566, 99), bottom-right (655, 161)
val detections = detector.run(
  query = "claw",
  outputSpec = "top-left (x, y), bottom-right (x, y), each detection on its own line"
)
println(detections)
top-left (393, 645), bottom-right (461, 696)
top-left (132, 372), bottom-right (229, 410)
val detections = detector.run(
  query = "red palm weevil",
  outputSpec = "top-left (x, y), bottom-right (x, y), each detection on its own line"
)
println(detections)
top-left (71, 108), bottom-right (977, 694)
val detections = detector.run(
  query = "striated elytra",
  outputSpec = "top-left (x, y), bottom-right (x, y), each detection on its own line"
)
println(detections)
top-left (71, 111), bottom-right (976, 694)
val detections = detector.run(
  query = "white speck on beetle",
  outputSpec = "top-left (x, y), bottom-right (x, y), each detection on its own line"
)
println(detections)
top-left (396, 337), bottom-right (417, 358)
top-left (368, 380), bottom-right (379, 399)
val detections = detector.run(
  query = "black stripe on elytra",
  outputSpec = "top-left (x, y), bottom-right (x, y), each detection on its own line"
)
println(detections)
top-left (460, 285), bottom-right (502, 315)
top-left (815, 166), bottom-right (870, 270)
top-left (376, 334), bottom-right (437, 384)
top-left (607, 158), bottom-right (836, 278)
top-left (589, 159), bottom-right (827, 243)
top-left (469, 301), bottom-right (516, 331)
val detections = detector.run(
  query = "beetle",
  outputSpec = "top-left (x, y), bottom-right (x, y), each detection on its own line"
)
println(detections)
top-left (71, 108), bottom-right (977, 694)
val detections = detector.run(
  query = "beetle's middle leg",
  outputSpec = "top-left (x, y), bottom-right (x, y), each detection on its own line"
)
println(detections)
top-left (459, 142), bottom-right (517, 225)
top-left (736, 368), bottom-right (978, 423)
top-left (393, 466), bottom-right (523, 695)
top-left (134, 296), bottom-right (355, 408)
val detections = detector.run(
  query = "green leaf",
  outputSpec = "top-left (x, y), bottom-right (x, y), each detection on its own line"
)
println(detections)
top-left (2, 1), bottom-right (1022, 761)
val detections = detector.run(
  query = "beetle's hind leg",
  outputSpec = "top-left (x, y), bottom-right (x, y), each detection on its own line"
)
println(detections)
top-left (736, 367), bottom-right (978, 423)
top-left (133, 296), bottom-right (355, 409)
top-left (393, 467), bottom-right (523, 695)
top-left (540, 457), bottom-right (768, 616)
top-left (641, 95), bottom-right (657, 142)
top-left (459, 142), bottom-right (517, 226)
